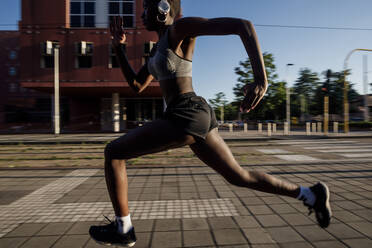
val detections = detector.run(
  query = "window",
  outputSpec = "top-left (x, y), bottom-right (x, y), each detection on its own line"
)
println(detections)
top-left (109, 43), bottom-right (125, 68)
top-left (108, 0), bottom-right (135, 28)
top-left (40, 41), bottom-right (59, 68)
top-left (9, 51), bottom-right (17, 60)
top-left (75, 41), bottom-right (94, 68)
top-left (9, 67), bottom-right (17, 76)
top-left (70, 0), bottom-right (96, 27)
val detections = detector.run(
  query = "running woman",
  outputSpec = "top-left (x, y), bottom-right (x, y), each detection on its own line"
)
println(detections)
top-left (89, 0), bottom-right (332, 246)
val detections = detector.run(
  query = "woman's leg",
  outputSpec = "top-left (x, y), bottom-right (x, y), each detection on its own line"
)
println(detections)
top-left (105, 119), bottom-right (196, 217)
top-left (189, 128), bottom-right (300, 197)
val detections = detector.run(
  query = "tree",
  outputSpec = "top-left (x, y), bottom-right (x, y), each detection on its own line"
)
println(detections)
top-left (311, 69), bottom-right (360, 116)
top-left (208, 92), bottom-right (228, 121)
top-left (292, 68), bottom-right (320, 121)
top-left (233, 52), bottom-right (283, 120)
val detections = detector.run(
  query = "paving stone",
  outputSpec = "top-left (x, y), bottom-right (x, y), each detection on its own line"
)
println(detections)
top-left (234, 216), bottom-right (261, 228)
top-left (183, 230), bottom-right (214, 247)
top-left (277, 242), bottom-right (313, 248)
top-left (313, 240), bottom-right (348, 248)
top-left (326, 223), bottom-right (364, 239)
top-left (353, 209), bottom-right (372, 220)
top-left (256, 214), bottom-right (287, 227)
top-left (52, 234), bottom-right (89, 248)
top-left (266, 227), bottom-right (304, 243)
top-left (84, 238), bottom-right (104, 248)
top-left (294, 225), bottom-right (335, 241)
top-left (66, 222), bottom-right (101, 235)
top-left (213, 229), bottom-right (247, 246)
top-left (182, 218), bottom-right (209, 230)
top-left (241, 197), bottom-right (265, 206)
top-left (208, 217), bottom-right (237, 229)
top-left (37, 222), bottom-right (74, 236)
top-left (0, 237), bottom-right (27, 248)
top-left (342, 238), bottom-right (372, 248)
top-left (155, 219), bottom-right (181, 231)
top-left (19, 236), bottom-right (59, 248)
top-left (242, 228), bottom-right (275, 244)
top-left (5, 223), bottom-right (47, 237)
top-left (280, 213), bottom-right (314, 226)
top-left (151, 231), bottom-right (182, 248)
top-left (247, 205), bottom-right (274, 215)
top-left (132, 220), bottom-right (154, 232)
top-left (133, 232), bottom-right (151, 248)
top-left (251, 244), bottom-right (280, 248)
top-left (270, 204), bottom-right (298, 214)
top-left (333, 210), bottom-right (364, 222)
top-left (347, 222), bottom-right (372, 238)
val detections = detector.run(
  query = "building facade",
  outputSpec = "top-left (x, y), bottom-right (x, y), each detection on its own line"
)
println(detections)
top-left (10, 0), bottom-right (165, 132)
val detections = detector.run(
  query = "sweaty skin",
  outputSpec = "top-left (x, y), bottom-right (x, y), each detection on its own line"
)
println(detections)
top-left (110, 3), bottom-right (267, 111)
top-left (106, 0), bottom-right (300, 219)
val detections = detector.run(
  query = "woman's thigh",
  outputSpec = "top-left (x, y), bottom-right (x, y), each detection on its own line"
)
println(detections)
top-left (189, 128), bottom-right (244, 180)
top-left (107, 119), bottom-right (196, 160)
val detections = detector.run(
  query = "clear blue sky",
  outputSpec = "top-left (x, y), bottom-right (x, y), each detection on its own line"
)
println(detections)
top-left (2, 0), bottom-right (372, 102)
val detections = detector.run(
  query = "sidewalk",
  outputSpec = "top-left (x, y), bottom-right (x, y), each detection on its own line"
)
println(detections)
top-left (0, 130), bottom-right (371, 145)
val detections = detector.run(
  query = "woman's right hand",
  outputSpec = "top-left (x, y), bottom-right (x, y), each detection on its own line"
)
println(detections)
top-left (110, 16), bottom-right (126, 46)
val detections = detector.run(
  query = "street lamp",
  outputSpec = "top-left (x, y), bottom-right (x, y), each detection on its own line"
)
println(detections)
top-left (344, 49), bottom-right (372, 133)
top-left (286, 63), bottom-right (294, 134)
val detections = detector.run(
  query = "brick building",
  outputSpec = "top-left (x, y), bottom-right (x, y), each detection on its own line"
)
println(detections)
top-left (1, 0), bottom-right (165, 132)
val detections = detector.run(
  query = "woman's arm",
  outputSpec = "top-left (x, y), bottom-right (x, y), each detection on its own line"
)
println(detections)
top-left (172, 17), bottom-right (268, 112)
top-left (111, 17), bottom-right (153, 94)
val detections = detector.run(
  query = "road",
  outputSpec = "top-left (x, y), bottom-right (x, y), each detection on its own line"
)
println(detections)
top-left (0, 137), bottom-right (371, 247)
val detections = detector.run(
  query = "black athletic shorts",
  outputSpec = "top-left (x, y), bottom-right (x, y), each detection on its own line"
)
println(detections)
top-left (163, 92), bottom-right (218, 140)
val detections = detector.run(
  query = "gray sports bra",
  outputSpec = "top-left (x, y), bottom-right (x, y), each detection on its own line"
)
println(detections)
top-left (147, 29), bottom-right (192, 81)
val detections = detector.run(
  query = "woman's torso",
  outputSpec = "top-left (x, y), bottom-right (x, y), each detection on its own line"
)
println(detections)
top-left (147, 27), bottom-right (196, 105)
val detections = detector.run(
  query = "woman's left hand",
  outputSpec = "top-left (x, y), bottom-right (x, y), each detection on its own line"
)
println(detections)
top-left (240, 82), bottom-right (267, 113)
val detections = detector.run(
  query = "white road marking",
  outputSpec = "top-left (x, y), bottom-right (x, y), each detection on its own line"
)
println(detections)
top-left (0, 169), bottom-right (238, 238)
top-left (340, 153), bottom-right (372, 158)
top-left (275, 155), bottom-right (320, 161)
top-left (303, 145), bottom-right (372, 149)
top-left (256, 149), bottom-right (292, 154)
top-left (316, 149), bottom-right (372, 153)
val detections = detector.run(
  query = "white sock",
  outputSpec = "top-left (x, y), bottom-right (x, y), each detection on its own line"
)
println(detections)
top-left (115, 214), bottom-right (133, 234)
top-left (296, 186), bottom-right (316, 206)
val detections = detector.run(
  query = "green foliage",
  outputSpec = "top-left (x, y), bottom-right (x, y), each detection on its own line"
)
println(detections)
top-left (310, 70), bottom-right (360, 116)
top-left (233, 52), bottom-right (282, 120)
top-left (208, 92), bottom-right (238, 120)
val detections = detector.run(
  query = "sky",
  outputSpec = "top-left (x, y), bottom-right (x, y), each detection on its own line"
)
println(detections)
top-left (1, 0), bottom-right (372, 102)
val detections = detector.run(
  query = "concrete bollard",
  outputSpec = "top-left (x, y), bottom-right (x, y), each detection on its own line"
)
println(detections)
top-left (306, 122), bottom-right (311, 135)
top-left (244, 123), bottom-right (248, 132)
top-left (258, 123), bottom-right (262, 133)
top-left (267, 123), bottom-right (272, 136)
top-left (333, 122), bottom-right (338, 133)
top-left (284, 122), bottom-right (289, 135)
top-left (317, 122), bottom-right (322, 133)
top-left (273, 123), bottom-right (277, 133)
top-left (229, 123), bottom-right (233, 132)
top-left (312, 123), bottom-right (317, 133)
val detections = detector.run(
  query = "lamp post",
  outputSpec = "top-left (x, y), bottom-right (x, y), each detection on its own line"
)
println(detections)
top-left (344, 49), bottom-right (372, 133)
top-left (286, 63), bottom-right (294, 134)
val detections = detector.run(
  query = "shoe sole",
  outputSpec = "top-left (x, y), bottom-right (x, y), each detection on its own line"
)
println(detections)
top-left (90, 234), bottom-right (136, 247)
top-left (317, 182), bottom-right (332, 228)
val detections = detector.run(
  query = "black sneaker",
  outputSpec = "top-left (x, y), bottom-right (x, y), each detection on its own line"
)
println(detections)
top-left (89, 218), bottom-right (136, 247)
top-left (305, 182), bottom-right (332, 228)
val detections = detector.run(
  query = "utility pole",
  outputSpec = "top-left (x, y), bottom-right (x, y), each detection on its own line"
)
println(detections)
top-left (363, 55), bottom-right (369, 121)
top-left (344, 49), bottom-right (372, 133)
top-left (286, 63), bottom-right (294, 134)
top-left (53, 43), bottom-right (60, 135)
